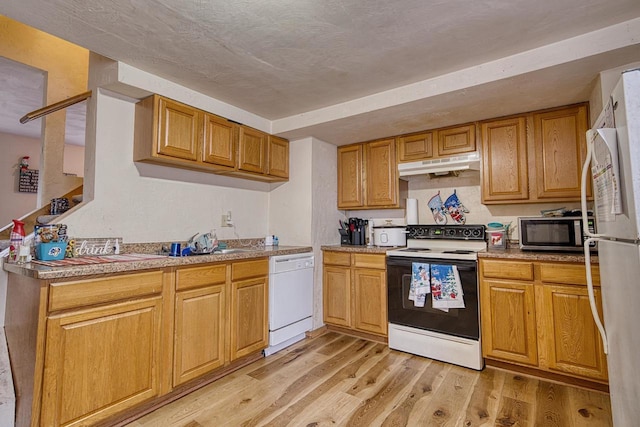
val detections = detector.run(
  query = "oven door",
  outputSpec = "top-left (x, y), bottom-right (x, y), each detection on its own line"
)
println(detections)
top-left (387, 256), bottom-right (479, 340)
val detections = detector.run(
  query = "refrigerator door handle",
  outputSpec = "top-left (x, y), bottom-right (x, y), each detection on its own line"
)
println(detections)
top-left (584, 237), bottom-right (609, 354)
top-left (581, 130), bottom-right (604, 239)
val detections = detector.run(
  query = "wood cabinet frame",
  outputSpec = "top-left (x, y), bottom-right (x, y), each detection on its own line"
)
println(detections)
top-left (134, 94), bottom-right (288, 182)
top-left (481, 103), bottom-right (591, 204)
top-left (479, 258), bottom-right (607, 385)
top-left (323, 251), bottom-right (387, 337)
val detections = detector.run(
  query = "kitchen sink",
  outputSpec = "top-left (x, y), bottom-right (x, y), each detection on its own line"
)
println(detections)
top-left (214, 248), bottom-right (253, 254)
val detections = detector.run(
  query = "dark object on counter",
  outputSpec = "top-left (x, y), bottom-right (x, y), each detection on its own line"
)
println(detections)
top-left (338, 217), bottom-right (368, 245)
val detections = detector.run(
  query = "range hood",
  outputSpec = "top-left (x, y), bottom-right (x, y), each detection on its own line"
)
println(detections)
top-left (398, 152), bottom-right (481, 177)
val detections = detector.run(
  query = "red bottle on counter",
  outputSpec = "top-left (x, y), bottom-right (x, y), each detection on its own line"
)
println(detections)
top-left (9, 219), bottom-right (25, 261)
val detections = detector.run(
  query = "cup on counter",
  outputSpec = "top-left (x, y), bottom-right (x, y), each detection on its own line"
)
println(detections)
top-left (170, 242), bottom-right (181, 257)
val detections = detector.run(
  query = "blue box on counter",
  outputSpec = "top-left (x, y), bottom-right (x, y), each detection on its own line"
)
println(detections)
top-left (36, 242), bottom-right (67, 261)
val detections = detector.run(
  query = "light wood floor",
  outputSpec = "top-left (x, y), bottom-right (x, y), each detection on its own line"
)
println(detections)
top-left (128, 332), bottom-right (612, 427)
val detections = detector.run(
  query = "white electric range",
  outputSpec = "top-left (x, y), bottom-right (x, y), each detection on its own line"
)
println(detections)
top-left (386, 224), bottom-right (486, 370)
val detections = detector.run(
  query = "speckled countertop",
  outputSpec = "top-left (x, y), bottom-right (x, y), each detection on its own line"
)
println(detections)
top-left (3, 245), bottom-right (313, 280)
top-left (320, 245), bottom-right (400, 254)
top-left (479, 247), bottom-right (599, 263)
top-left (321, 244), bottom-right (598, 264)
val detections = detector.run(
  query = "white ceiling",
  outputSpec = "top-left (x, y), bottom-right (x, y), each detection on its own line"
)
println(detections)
top-left (1, 0), bottom-right (640, 145)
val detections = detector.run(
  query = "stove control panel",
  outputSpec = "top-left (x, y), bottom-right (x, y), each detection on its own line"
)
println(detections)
top-left (406, 224), bottom-right (485, 241)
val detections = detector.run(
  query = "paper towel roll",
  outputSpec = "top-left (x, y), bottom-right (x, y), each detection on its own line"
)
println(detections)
top-left (406, 198), bottom-right (418, 225)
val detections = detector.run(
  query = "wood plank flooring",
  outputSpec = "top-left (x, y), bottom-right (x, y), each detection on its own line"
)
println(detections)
top-left (128, 332), bottom-right (612, 427)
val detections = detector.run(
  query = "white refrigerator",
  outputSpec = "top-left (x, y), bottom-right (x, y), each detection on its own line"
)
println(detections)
top-left (582, 68), bottom-right (640, 426)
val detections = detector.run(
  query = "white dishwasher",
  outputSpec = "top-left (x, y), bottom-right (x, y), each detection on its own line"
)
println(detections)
top-left (264, 252), bottom-right (315, 356)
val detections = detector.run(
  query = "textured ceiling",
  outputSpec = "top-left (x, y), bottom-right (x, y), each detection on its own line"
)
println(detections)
top-left (1, 0), bottom-right (640, 145)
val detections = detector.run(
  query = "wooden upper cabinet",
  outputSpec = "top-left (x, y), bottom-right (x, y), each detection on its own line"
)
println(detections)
top-left (532, 104), bottom-right (590, 201)
top-left (396, 125), bottom-right (475, 163)
top-left (267, 135), bottom-right (289, 179)
top-left (437, 123), bottom-right (476, 157)
top-left (202, 113), bottom-right (237, 168)
top-left (238, 126), bottom-right (267, 174)
top-left (156, 96), bottom-right (200, 161)
top-left (365, 138), bottom-right (398, 207)
top-left (481, 116), bottom-right (529, 203)
top-left (480, 103), bottom-right (590, 204)
top-left (337, 139), bottom-right (399, 210)
top-left (397, 131), bottom-right (434, 162)
top-left (337, 144), bottom-right (364, 209)
top-left (134, 94), bottom-right (288, 182)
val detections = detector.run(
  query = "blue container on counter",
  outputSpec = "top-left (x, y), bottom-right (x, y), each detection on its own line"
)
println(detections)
top-left (36, 242), bottom-right (67, 261)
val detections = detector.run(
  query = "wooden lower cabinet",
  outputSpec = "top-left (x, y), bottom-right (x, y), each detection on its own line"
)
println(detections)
top-left (481, 279), bottom-right (538, 366)
top-left (41, 298), bottom-right (163, 427)
top-left (323, 251), bottom-right (387, 337)
top-left (230, 259), bottom-right (269, 361)
top-left (174, 264), bottom-right (228, 386)
top-left (323, 265), bottom-right (351, 327)
top-left (36, 271), bottom-right (168, 427)
top-left (479, 258), bottom-right (607, 384)
top-left (353, 268), bottom-right (387, 335)
top-left (6, 259), bottom-right (271, 427)
top-left (540, 283), bottom-right (608, 381)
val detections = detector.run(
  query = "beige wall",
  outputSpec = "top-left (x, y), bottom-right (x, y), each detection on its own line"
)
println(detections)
top-left (0, 132), bottom-right (84, 227)
top-left (0, 15), bottom-right (88, 205)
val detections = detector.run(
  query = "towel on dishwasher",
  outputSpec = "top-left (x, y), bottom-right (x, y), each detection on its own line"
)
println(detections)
top-left (410, 262), bottom-right (430, 307)
top-left (430, 264), bottom-right (465, 312)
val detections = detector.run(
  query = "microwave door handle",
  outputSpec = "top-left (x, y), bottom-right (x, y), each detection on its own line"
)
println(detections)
top-left (584, 237), bottom-right (608, 354)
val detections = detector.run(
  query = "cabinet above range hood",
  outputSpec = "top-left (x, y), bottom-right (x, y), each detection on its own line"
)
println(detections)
top-left (398, 152), bottom-right (480, 177)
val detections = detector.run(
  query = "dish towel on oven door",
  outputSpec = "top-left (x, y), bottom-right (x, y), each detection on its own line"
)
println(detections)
top-left (430, 264), bottom-right (465, 312)
top-left (410, 262), bottom-right (431, 307)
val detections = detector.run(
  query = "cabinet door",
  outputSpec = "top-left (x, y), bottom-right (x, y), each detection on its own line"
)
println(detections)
top-left (323, 265), bottom-right (351, 327)
top-left (337, 144), bottom-right (364, 209)
top-left (437, 123), bottom-right (476, 157)
top-left (480, 279), bottom-right (538, 365)
top-left (397, 132), bottom-right (434, 162)
top-left (230, 276), bottom-right (268, 361)
top-left (238, 126), bottom-right (267, 174)
top-left (202, 113), bottom-right (236, 168)
top-left (532, 104), bottom-right (590, 200)
top-left (267, 135), bottom-right (289, 179)
top-left (157, 96), bottom-right (200, 161)
top-left (41, 297), bottom-right (163, 427)
top-left (365, 138), bottom-right (398, 207)
top-left (174, 284), bottom-right (226, 386)
top-left (353, 268), bottom-right (387, 336)
top-left (540, 284), bottom-right (608, 381)
top-left (481, 116), bottom-right (529, 203)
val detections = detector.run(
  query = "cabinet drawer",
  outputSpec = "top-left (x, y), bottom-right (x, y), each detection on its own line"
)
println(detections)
top-left (323, 251), bottom-right (351, 267)
top-left (49, 271), bottom-right (164, 312)
top-left (540, 263), bottom-right (600, 286)
top-left (176, 264), bottom-right (228, 291)
top-left (481, 259), bottom-right (534, 281)
top-left (353, 253), bottom-right (386, 269)
top-left (232, 258), bottom-right (269, 281)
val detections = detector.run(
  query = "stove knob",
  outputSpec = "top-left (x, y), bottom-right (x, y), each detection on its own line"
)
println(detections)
top-left (446, 229), bottom-right (455, 237)
top-left (472, 229), bottom-right (481, 237)
top-left (463, 229), bottom-right (472, 237)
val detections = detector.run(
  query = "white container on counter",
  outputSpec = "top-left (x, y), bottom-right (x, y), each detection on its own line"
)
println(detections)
top-left (373, 224), bottom-right (407, 247)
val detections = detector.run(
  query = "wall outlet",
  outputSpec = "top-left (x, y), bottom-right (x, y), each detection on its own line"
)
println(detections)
top-left (221, 211), bottom-right (233, 227)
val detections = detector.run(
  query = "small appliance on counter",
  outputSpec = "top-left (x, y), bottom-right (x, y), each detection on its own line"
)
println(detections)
top-left (372, 219), bottom-right (407, 247)
top-left (518, 216), bottom-right (596, 252)
top-left (338, 217), bottom-right (369, 246)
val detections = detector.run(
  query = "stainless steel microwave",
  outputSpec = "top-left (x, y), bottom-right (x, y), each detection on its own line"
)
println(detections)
top-left (518, 216), bottom-right (596, 252)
